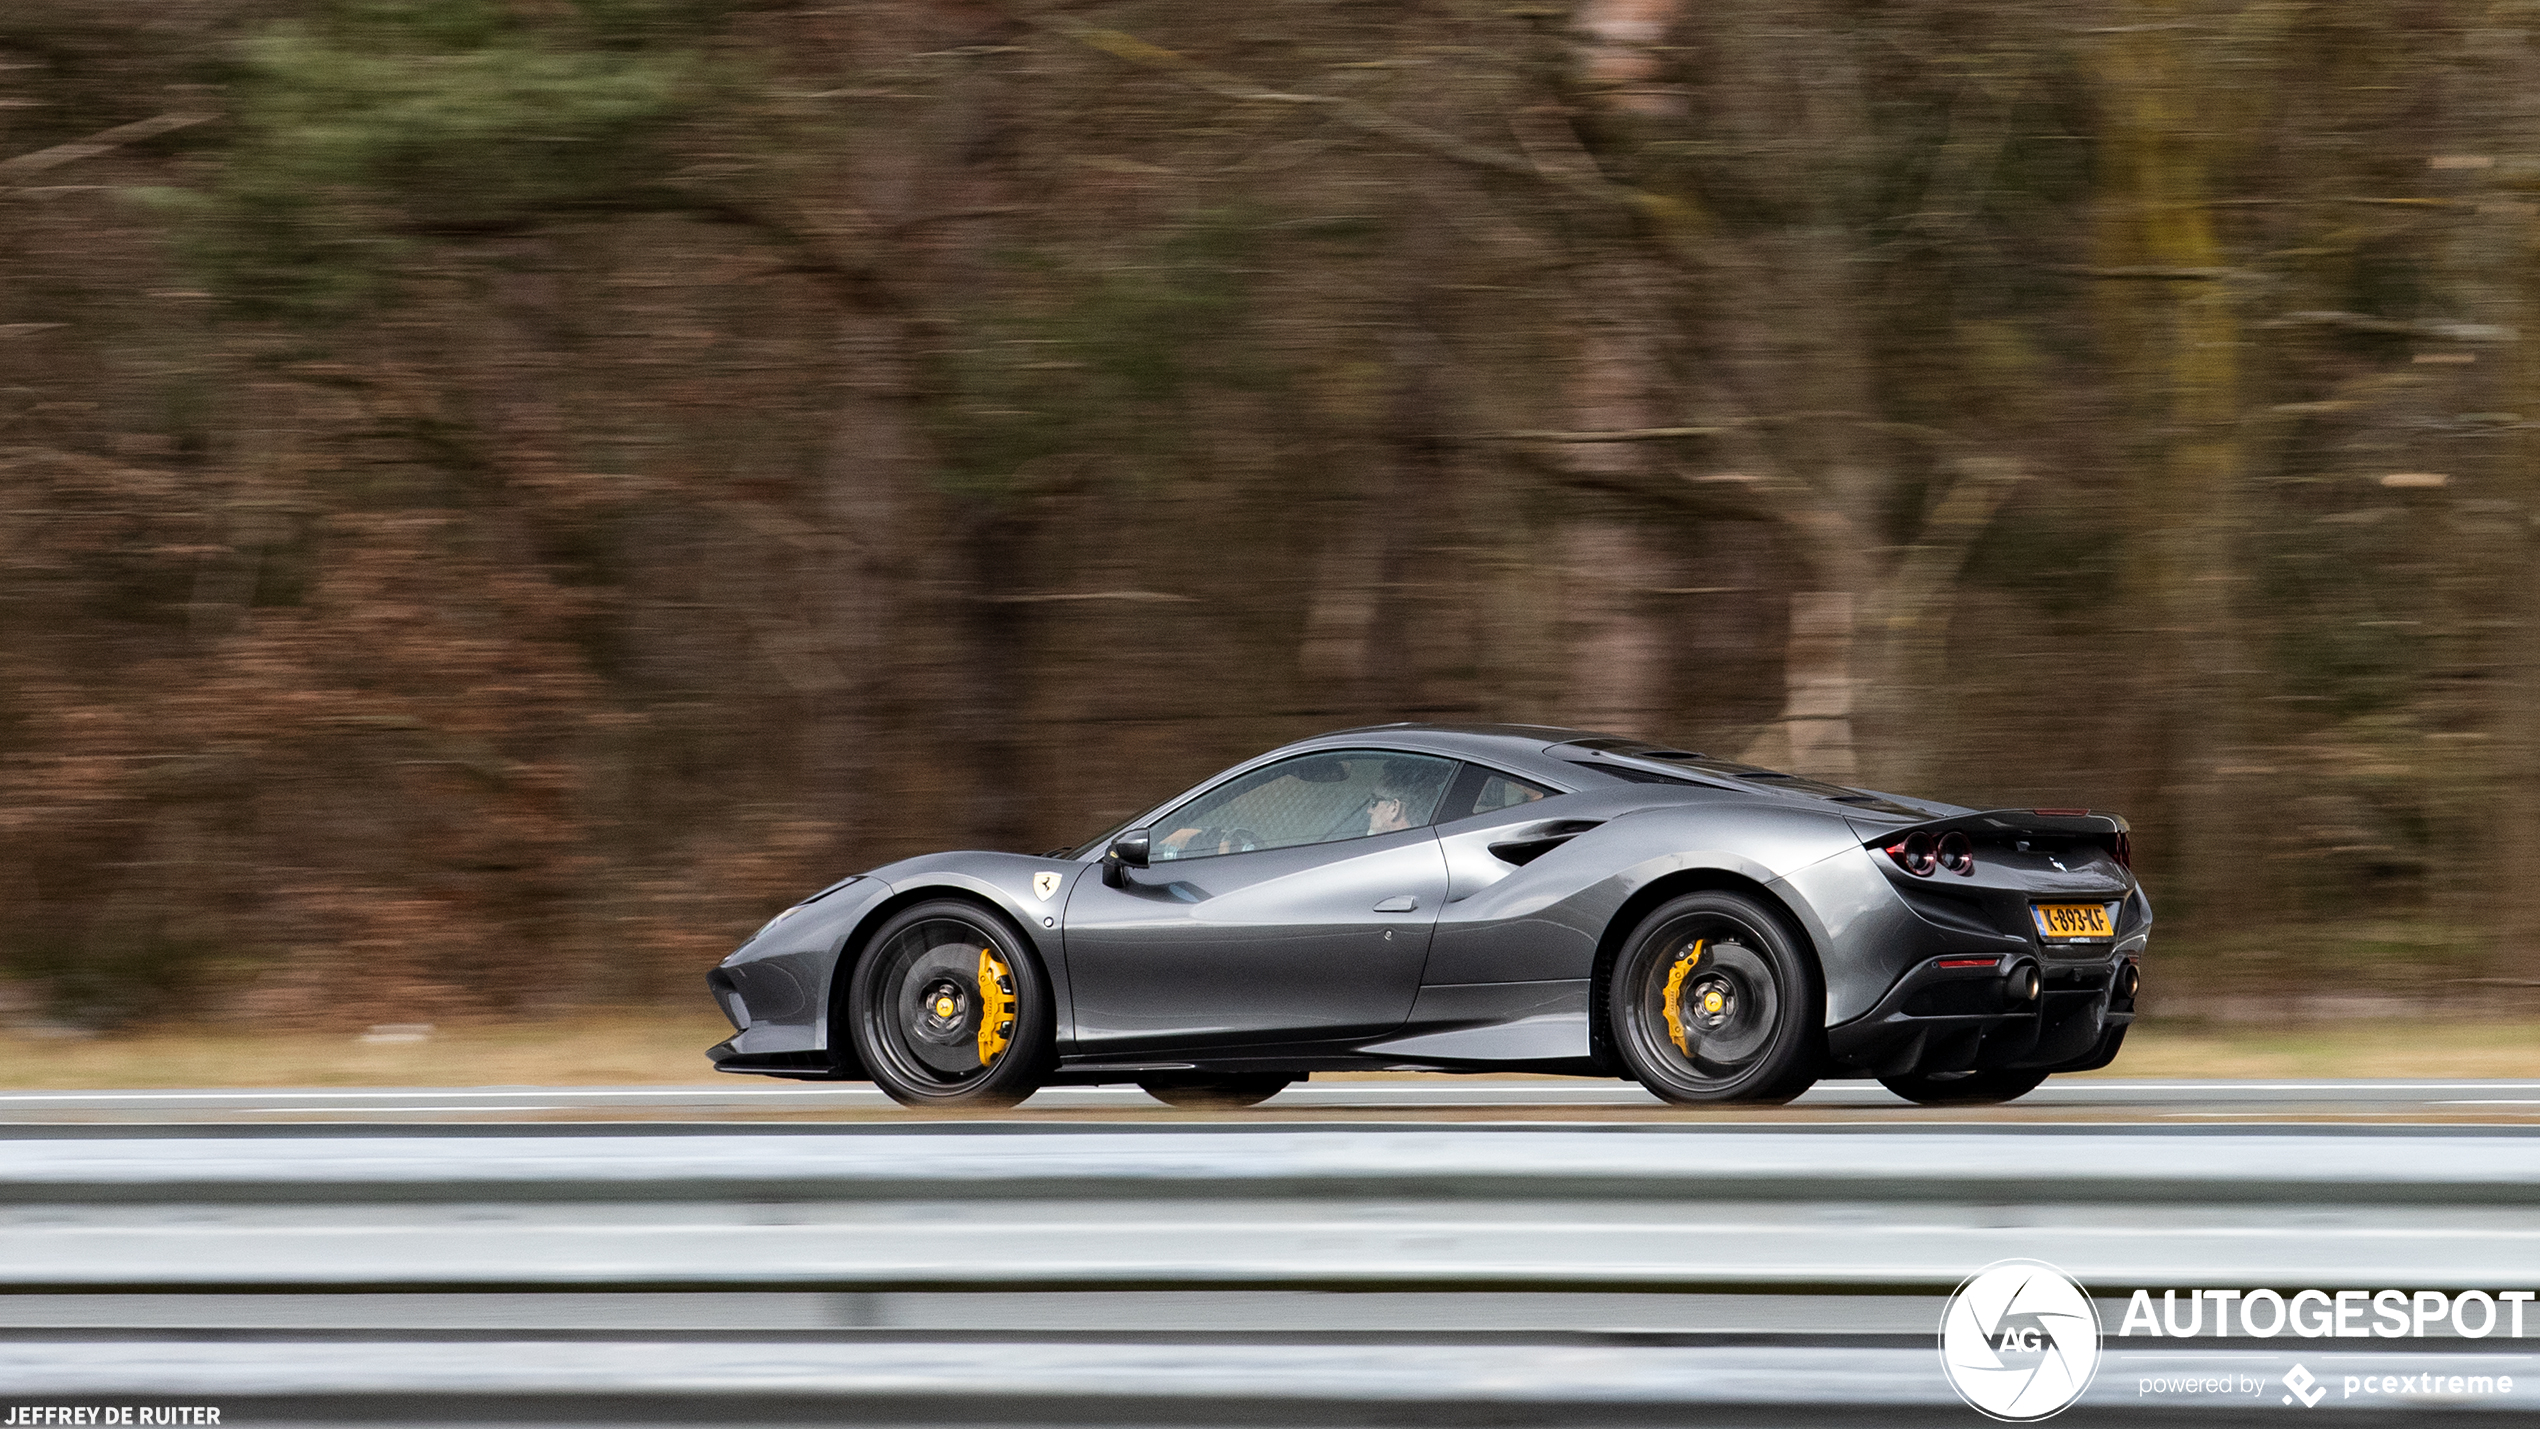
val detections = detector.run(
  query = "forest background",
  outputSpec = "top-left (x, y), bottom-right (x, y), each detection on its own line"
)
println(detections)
top-left (3, 0), bottom-right (2534, 1033)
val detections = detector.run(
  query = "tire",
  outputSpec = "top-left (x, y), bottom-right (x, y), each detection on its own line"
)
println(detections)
top-left (1137, 1075), bottom-right (1294, 1110)
top-left (1607, 890), bottom-right (1823, 1105)
top-left (848, 899), bottom-right (1053, 1109)
top-left (1878, 1069), bottom-right (2049, 1105)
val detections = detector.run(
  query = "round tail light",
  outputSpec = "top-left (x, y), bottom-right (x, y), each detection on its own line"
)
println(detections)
top-left (1886, 831), bottom-right (1939, 876)
top-left (1938, 831), bottom-right (1975, 876)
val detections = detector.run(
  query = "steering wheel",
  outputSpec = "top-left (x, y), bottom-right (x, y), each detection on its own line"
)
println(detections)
top-left (1317, 800), bottom-right (1383, 841)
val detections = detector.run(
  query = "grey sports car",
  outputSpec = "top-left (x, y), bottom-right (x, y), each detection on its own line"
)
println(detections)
top-left (708, 724), bottom-right (2144, 1107)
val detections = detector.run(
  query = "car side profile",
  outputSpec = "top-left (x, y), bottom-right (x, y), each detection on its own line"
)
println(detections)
top-left (708, 724), bottom-right (2145, 1108)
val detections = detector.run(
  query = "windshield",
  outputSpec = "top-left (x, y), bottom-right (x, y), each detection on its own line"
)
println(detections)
top-left (1059, 749), bottom-right (1459, 861)
top-left (1060, 812), bottom-right (1146, 862)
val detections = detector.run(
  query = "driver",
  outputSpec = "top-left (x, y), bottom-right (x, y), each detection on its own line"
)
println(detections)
top-left (1366, 778), bottom-right (1417, 836)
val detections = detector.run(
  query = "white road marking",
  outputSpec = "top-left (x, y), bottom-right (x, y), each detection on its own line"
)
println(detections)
top-left (239, 1106), bottom-right (574, 1115)
top-left (0, 1079), bottom-right (2525, 1104)
top-left (0, 1078), bottom-right (2525, 1125)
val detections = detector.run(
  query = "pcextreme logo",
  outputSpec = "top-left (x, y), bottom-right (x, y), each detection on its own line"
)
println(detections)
top-left (2285, 1364), bottom-right (2328, 1407)
top-left (1940, 1259), bottom-right (2103, 1421)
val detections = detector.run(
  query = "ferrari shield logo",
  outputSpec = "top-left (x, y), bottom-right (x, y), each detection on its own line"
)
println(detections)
top-left (1032, 871), bottom-right (1062, 901)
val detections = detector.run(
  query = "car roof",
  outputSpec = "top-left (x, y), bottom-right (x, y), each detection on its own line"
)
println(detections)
top-left (1273, 723), bottom-right (1957, 821)
top-left (1278, 722), bottom-right (1617, 784)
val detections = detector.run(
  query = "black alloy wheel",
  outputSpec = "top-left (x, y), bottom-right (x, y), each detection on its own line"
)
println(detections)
top-left (849, 899), bottom-right (1052, 1108)
top-left (1608, 890), bottom-right (1823, 1105)
top-left (1877, 1068), bottom-right (2049, 1106)
top-left (1136, 1074), bottom-right (1295, 1110)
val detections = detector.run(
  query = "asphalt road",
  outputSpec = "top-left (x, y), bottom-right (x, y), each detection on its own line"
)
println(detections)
top-left (1, 1077), bottom-right (2537, 1122)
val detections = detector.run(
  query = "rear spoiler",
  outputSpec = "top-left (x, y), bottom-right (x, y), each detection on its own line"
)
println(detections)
top-left (1856, 809), bottom-right (2132, 868)
top-left (1862, 808), bottom-right (2129, 841)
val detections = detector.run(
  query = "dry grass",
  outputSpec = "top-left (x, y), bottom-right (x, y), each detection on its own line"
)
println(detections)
top-left (0, 1012), bottom-right (2531, 1089)
top-left (2075, 1018), bottom-right (2540, 1080)
top-left (0, 1011), bottom-right (737, 1089)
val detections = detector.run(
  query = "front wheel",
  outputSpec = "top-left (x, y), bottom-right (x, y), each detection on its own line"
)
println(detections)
top-left (1137, 1074), bottom-right (1294, 1109)
top-left (1878, 1069), bottom-right (2048, 1105)
top-left (1607, 891), bottom-right (1822, 1105)
top-left (849, 899), bottom-right (1053, 1109)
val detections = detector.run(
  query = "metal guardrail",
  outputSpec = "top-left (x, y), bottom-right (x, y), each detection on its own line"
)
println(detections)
top-left (8, 1337), bottom-right (2537, 1420)
top-left (8, 1328), bottom-right (2540, 1422)
top-left (14, 1122), bottom-right (2540, 1197)
top-left (0, 1126), bottom-right (2535, 1291)
top-left (4, 1125), bottom-right (2539, 1420)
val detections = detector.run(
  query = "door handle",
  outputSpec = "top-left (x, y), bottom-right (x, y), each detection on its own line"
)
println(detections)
top-left (1372, 895), bottom-right (1419, 913)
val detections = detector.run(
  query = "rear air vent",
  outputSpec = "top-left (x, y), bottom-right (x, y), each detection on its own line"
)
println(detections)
top-left (1488, 819), bottom-right (1604, 866)
top-left (1573, 762), bottom-right (1701, 786)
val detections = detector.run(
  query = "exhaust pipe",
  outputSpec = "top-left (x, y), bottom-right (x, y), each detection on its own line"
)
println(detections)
top-left (2003, 958), bottom-right (2041, 1006)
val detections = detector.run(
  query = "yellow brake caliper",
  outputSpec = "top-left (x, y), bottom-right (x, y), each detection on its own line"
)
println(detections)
top-left (1660, 939), bottom-right (1705, 1056)
top-left (975, 946), bottom-right (1017, 1065)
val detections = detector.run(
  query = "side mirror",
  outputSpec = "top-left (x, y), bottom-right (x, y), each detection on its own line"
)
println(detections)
top-left (1102, 830), bottom-right (1151, 887)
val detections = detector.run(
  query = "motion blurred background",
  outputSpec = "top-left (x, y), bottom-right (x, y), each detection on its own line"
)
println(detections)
top-left (1, 0), bottom-right (2533, 1036)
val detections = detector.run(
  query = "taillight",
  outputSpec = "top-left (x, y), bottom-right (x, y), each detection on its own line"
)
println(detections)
top-left (1886, 830), bottom-right (1974, 877)
top-left (2112, 832), bottom-right (2132, 871)
top-left (1938, 831), bottom-right (1975, 876)
top-left (1885, 831), bottom-right (1938, 876)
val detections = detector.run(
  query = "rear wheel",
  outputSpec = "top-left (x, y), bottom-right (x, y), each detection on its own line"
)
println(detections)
top-left (1878, 1069), bottom-right (2048, 1105)
top-left (849, 899), bottom-right (1052, 1109)
top-left (1607, 891), bottom-right (1822, 1105)
top-left (1137, 1074), bottom-right (1294, 1109)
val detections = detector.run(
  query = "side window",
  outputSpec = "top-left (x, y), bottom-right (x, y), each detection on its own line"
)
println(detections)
top-left (1152, 750), bottom-right (1457, 862)
top-left (1474, 772), bottom-right (1553, 812)
top-left (1437, 764), bottom-right (1556, 822)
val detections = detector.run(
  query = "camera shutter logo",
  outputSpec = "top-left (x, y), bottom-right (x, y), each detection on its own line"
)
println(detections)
top-left (1940, 1259), bottom-right (2102, 1421)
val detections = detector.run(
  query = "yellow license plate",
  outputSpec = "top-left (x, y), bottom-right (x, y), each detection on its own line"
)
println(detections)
top-left (2033, 903), bottom-right (2114, 940)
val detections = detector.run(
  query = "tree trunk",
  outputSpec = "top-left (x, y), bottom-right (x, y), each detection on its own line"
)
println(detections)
top-left (2093, 11), bottom-right (2247, 926)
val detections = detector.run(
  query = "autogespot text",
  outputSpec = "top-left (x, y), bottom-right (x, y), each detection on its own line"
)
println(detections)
top-left (2119, 1288), bottom-right (2534, 1339)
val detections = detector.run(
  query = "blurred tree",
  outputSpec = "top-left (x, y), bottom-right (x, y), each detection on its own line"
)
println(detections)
top-left (181, 0), bottom-right (698, 322)
top-left (1, 0), bottom-right (2536, 1027)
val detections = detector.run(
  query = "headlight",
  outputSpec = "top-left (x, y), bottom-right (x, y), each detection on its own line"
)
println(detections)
top-left (751, 875), bottom-right (861, 941)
